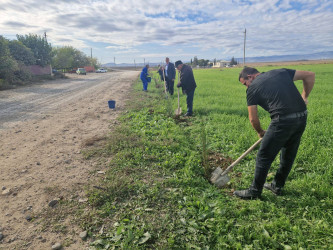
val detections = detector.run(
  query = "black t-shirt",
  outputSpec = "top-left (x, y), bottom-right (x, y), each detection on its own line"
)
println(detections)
top-left (247, 68), bottom-right (306, 117)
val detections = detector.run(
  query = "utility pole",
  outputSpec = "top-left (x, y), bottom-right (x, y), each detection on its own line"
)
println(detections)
top-left (91, 48), bottom-right (92, 59)
top-left (243, 28), bottom-right (246, 66)
top-left (43, 31), bottom-right (52, 75)
top-left (114, 57), bottom-right (116, 65)
top-left (144, 58), bottom-right (145, 65)
top-left (134, 59), bottom-right (136, 68)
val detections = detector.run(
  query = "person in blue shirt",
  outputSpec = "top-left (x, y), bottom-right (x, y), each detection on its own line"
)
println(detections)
top-left (140, 65), bottom-right (150, 92)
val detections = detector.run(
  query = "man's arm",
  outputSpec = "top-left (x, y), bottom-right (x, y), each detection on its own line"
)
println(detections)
top-left (293, 70), bottom-right (315, 105)
top-left (248, 105), bottom-right (265, 138)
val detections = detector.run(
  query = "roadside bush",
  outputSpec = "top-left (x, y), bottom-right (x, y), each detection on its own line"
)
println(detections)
top-left (0, 56), bottom-right (19, 85)
top-left (0, 35), bottom-right (23, 86)
top-left (0, 79), bottom-right (7, 89)
top-left (12, 64), bottom-right (32, 85)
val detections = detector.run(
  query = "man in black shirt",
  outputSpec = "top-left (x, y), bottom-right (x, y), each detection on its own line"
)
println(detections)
top-left (234, 67), bottom-right (315, 199)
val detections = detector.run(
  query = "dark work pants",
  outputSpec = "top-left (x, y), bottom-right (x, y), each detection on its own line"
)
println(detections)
top-left (166, 77), bottom-right (174, 95)
top-left (186, 89), bottom-right (195, 114)
top-left (250, 115), bottom-right (307, 194)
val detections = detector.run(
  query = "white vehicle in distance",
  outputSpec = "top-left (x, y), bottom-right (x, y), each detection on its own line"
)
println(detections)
top-left (96, 68), bottom-right (107, 73)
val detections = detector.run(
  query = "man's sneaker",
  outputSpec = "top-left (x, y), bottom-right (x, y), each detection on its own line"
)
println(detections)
top-left (184, 112), bottom-right (192, 117)
top-left (233, 189), bottom-right (261, 200)
top-left (264, 183), bottom-right (282, 196)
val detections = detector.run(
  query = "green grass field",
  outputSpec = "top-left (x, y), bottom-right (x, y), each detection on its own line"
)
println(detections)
top-left (82, 63), bottom-right (332, 249)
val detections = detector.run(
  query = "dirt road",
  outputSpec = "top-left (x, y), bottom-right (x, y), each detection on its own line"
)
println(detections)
top-left (0, 70), bottom-right (139, 249)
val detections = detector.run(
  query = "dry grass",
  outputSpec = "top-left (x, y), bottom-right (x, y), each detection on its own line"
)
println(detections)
top-left (239, 59), bottom-right (333, 67)
top-left (82, 136), bottom-right (106, 147)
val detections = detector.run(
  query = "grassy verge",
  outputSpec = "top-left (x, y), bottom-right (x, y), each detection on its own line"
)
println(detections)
top-left (77, 65), bottom-right (332, 249)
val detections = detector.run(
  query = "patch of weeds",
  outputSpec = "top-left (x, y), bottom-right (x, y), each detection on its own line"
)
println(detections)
top-left (165, 96), bottom-right (174, 117)
top-left (200, 121), bottom-right (209, 177)
top-left (37, 200), bottom-right (78, 235)
top-left (82, 135), bottom-right (106, 147)
top-left (81, 148), bottom-right (105, 159)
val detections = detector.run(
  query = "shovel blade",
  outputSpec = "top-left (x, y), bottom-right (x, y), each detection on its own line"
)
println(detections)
top-left (175, 108), bottom-right (182, 115)
top-left (210, 167), bottom-right (223, 183)
top-left (214, 174), bottom-right (230, 188)
top-left (210, 167), bottom-right (230, 188)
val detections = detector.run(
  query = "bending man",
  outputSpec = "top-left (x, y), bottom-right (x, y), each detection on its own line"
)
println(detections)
top-left (234, 67), bottom-right (315, 199)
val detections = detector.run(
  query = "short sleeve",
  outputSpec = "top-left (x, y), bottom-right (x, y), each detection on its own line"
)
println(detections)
top-left (284, 69), bottom-right (296, 80)
top-left (247, 88), bottom-right (257, 106)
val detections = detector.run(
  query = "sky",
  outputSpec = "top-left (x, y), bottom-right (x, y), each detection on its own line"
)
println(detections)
top-left (1, 0), bottom-right (332, 64)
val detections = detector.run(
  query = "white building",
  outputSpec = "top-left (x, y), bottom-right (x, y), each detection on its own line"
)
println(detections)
top-left (212, 60), bottom-right (229, 68)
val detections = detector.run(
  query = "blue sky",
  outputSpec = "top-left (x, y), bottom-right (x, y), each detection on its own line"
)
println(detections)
top-left (1, 0), bottom-right (332, 64)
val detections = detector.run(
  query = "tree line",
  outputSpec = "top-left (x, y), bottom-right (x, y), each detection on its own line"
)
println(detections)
top-left (189, 56), bottom-right (238, 67)
top-left (0, 34), bottom-right (99, 88)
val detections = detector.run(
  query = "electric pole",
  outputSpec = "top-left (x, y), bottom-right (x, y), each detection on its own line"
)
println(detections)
top-left (114, 57), bottom-right (115, 65)
top-left (134, 59), bottom-right (136, 68)
top-left (43, 31), bottom-right (52, 75)
top-left (243, 28), bottom-right (246, 66)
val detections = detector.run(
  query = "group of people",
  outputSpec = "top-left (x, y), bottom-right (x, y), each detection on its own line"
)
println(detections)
top-left (141, 57), bottom-right (197, 116)
top-left (141, 57), bottom-right (315, 200)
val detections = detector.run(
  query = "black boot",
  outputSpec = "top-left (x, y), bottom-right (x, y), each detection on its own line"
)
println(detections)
top-left (233, 189), bottom-right (261, 200)
top-left (264, 183), bottom-right (282, 195)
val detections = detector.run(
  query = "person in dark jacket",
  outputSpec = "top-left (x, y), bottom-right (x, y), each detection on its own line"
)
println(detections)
top-left (234, 67), bottom-right (315, 199)
top-left (140, 64), bottom-right (149, 92)
top-left (175, 60), bottom-right (197, 116)
top-left (165, 57), bottom-right (176, 95)
top-left (157, 65), bottom-right (164, 82)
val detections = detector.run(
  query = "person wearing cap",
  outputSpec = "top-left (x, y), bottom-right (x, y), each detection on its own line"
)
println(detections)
top-left (165, 57), bottom-right (176, 95)
top-left (140, 64), bottom-right (150, 92)
top-left (234, 67), bottom-right (315, 200)
top-left (175, 60), bottom-right (197, 116)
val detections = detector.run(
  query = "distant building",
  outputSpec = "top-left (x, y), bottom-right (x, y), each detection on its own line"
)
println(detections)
top-left (212, 60), bottom-right (229, 68)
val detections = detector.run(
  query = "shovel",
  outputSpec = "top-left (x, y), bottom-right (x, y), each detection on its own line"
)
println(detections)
top-left (210, 138), bottom-right (262, 188)
top-left (175, 71), bottom-right (182, 115)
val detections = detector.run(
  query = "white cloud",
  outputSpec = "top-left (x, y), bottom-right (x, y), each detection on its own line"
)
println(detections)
top-left (0, 0), bottom-right (332, 63)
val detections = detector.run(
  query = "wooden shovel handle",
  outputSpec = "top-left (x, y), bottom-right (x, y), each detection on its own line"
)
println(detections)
top-left (221, 138), bottom-right (263, 176)
top-left (177, 72), bottom-right (180, 109)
